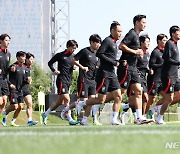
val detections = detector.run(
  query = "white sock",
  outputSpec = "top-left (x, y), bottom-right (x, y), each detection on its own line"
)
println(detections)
top-left (2, 110), bottom-right (6, 115)
top-left (133, 112), bottom-right (137, 120)
top-left (136, 109), bottom-right (142, 119)
top-left (157, 114), bottom-right (163, 121)
top-left (28, 117), bottom-right (32, 122)
top-left (122, 103), bottom-right (129, 109)
top-left (112, 112), bottom-right (118, 122)
top-left (92, 104), bottom-right (100, 116)
top-left (64, 106), bottom-right (70, 112)
top-left (79, 100), bottom-right (87, 106)
top-left (66, 110), bottom-right (73, 122)
top-left (11, 118), bottom-right (16, 123)
top-left (45, 108), bottom-right (51, 115)
top-left (81, 116), bottom-right (88, 123)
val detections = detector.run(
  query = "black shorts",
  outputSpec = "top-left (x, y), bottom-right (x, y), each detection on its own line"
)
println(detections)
top-left (0, 79), bottom-right (9, 96)
top-left (147, 80), bottom-right (163, 96)
top-left (22, 85), bottom-right (31, 97)
top-left (77, 79), bottom-right (96, 98)
top-left (96, 74), bottom-right (120, 94)
top-left (9, 90), bottom-right (24, 104)
top-left (174, 79), bottom-right (180, 92)
top-left (117, 66), bottom-right (141, 89)
top-left (140, 78), bottom-right (148, 93)
top-left (162, 77), bottom-right (179, 93)
top-left (56, 78), bottom-right (70, 95)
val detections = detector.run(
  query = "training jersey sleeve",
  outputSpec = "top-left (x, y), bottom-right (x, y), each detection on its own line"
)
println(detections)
top-left (48, 53), bottom-right (59, 72)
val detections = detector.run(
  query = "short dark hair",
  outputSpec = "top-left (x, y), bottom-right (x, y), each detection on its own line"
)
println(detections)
top-left (156, 34), bottom-right (168, 44)
top-left (133, 14), bottom-right (146, 25)
top-left (169, 25), bottom-right (180, 37)
top-left (26, 52), bottom-right (35, 59)
top-left (16, 51), bottom-right (26, 58)
top-left (0, 34), bottom-right (11, 40)
top-left (110, 21), bottom-right (120, 31)
top-left (66, 40), bottom-right (78, 48)
top-left (139, 35), bottom-right (150, 45)
top-left (89, 34), bottom-right (102, 43)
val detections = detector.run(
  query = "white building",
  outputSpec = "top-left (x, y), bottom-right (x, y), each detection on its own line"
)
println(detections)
top-left (0, 0), bottom-right (51, 69)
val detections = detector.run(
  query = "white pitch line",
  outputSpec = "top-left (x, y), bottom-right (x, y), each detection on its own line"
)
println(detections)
top-left (0, 130), bottom-right (180, 136)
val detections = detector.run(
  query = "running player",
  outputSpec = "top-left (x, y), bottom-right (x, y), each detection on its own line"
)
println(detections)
top-left (146, 34), bottom-right (168, 119)
top-left (61, 34), bottom-right (102, 125)
top-left (0, 34), bottom-right (11, 124)
top-left (118, 14), bottom-right (151, 124)
top-left (156, 25), bottom-right (180, 124)
top-left (2, 51), bottom-right (28, 126)
top-left (75, 21), bottom-right (123, 125)
top-left (41, 40), bottom-right (79, 125)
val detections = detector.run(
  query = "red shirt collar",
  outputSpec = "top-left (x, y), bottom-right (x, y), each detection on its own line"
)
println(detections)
top-left (172, 39), bottom-right (177, 44)
top-left (64, 50), bottom-right (70, 55)
top-left (26, 64), bottom-right (31, 68)
top-left (157, 46), bottom-right (164, 51)
top-left (17, 63), bottom-right (23, 67)
top-left (143, 50), bottom-right (147, 53)
top-left (0, 48), bottom-right (8, 53)
top-left (113, 38), bottom-right (117, 43)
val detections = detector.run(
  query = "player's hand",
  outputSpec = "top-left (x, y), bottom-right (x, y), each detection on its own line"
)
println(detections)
top-left (135, 49), bottom-right (143, 58)
top-left (27, 77), bottom-right (32, 84)
top-left (54, 70), bottom-right (60, 75)
top-left (10, 84), bottom-right (16, 89)
top-left (11, 65), bottom-right (16, 72)
top-left (116, 62), bottom-right (120, 67)
top-left (0, 69), bottom-right (2, 74)
top-left (82, 66), bottom-right (89, 72)
top-left (149, 69), bottom-right (154, 75)
top-left (122, 60), bottom-right (127, 66)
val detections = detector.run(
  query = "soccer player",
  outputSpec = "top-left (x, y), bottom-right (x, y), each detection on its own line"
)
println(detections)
top-left (137, 35), bottom-right (151, 117)
top-left (12, 52), bottom-right (38, 126)
top-left (42, 40), bottom-right (79, 125)
top-left (2, 51), bottom-right (28, 126)
top-left (0, 34), bottom-right (11, 124)
top-left (75, 21), bottom-right (123, 125)
top-left (61, 34), bottom-right (102, 125)
top-left (119, 35), bottom-right (152, 124)
top-left (118, 14), bottom-right (151, 124)
top-left (145, 34), bottom-right (168, 119)
top-left (156, 25), bottom-right (180, 124)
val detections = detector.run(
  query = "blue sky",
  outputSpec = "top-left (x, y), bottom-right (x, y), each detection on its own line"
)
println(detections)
top-left (70, 0), bottom-right (180, 52)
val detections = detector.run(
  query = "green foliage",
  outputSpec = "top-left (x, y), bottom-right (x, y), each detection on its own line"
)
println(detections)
top-left (30, 62), bottom-right (51, 110)
top-left (70, 70), bottom-right (78, 94)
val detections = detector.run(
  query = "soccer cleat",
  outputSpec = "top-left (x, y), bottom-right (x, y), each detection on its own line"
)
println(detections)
top-left (10, 122), bottom-right (19, 127)
top-left (28, 120), bottom-right (38, 126)
top-left (80, 120), bottom-right (88, 126)
top-left (156, 119), bottom-right (166, 125)
top-left (60, 109), bottom-right (68, 120)
top-left (135, 118), bottom-right (153, 125)
top-left (93, 120), bottom-right (102, 126)
top-left (1, 117), bottom-right (7, 127)
top-left (69, 120), bottom-right (79, 125)
top-left (111, 120), bottom-right (122, 125)
top-left (75, 101), bottom-right (84, 116)
top-left (41, 112), bottom-right (48, 125)
top-left (119, 111), bottom-right (126, 125)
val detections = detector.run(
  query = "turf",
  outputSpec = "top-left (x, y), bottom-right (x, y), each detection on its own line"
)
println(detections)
top-left (1, 123), bottom-right (180, 154)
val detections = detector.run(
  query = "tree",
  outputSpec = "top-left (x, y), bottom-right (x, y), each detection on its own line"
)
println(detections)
top-left (30, 62), bottom-right (51, 110)
top-left (70, 70), bottom-right (78, 94)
